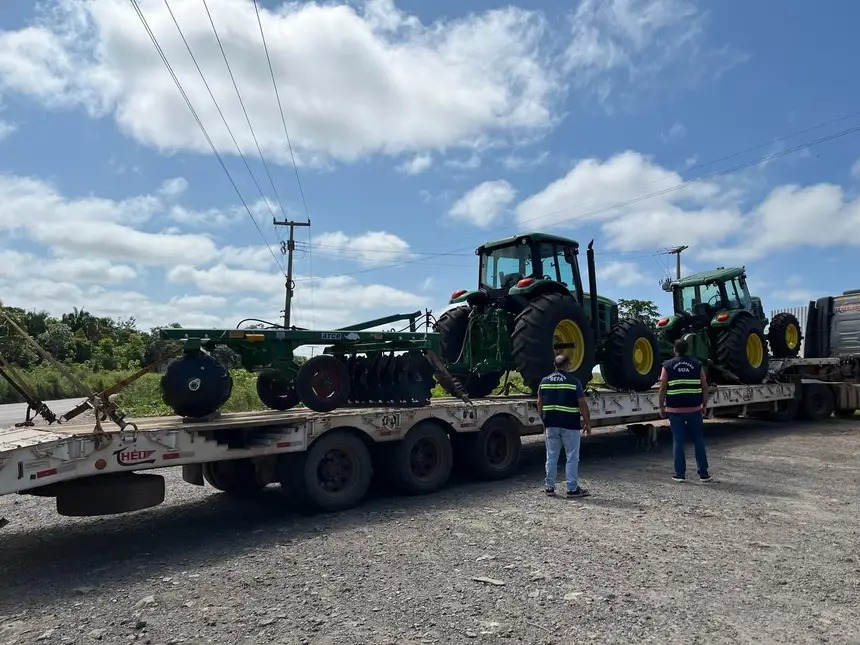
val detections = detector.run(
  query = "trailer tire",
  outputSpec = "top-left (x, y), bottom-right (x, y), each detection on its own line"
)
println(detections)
top-left (764, 396), bottom-right (799, 422)
top-left (278, 431), bottom-right (372, 512)
top-left (56, 473), bottom-right (165, 517)
top-left (383, 421), bottom-right (453, 495)
top-left (458, 416), bottom-right (521, 481)
top-left (296, 355), bottom-right (351, 413)
top-left (799, 384), bottom-right (835, 421)
top-left (202, 459), bottom-right (266, 496)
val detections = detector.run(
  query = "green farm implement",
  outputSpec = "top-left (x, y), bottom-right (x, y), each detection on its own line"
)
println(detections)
top-left (433, 232), bottom-right (662, 395)
top-left (157, 311), bottom-right (460, 418)
top-left (656, 267), bottom-right (803, 383)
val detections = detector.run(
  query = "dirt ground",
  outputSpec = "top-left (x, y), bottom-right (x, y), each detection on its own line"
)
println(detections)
top-left (1, 416), bottom-right (858, 645)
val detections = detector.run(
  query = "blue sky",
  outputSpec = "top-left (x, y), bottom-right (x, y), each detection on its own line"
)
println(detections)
top-left (0, 0), bottom-right (858, 332)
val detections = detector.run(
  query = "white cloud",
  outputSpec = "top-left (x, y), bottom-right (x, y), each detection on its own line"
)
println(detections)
top-left (0, 249), bottom-right (137, 284)
top-left (169, 204), bottom-right (242, 228)
top-left (445, 154), bottom-right (482, 171)
top-left (311, 231), bottom-right (411, 266)
top-left (397, 153), bottom-right (433, 175)
top-left (698, 183), bottom-right (860, 263)
top-left (514, 150), bottom-right (736, 249)
top-left (599, 260), bottom-right (650, 287)
top-left (662, 122), bottom-right (686, 141)
top-left (500, 150), bottom-right (549, 171)
top-left (449, 179), bottom-right (517, 227)
top-left (0, 0), bottom-right (559, 165)
top-left (158, 176), bottom-right (188, 198)
top-left (0, 119), bottom-right (15, 141)
top-left (563, 0), bottom-right (746, 106)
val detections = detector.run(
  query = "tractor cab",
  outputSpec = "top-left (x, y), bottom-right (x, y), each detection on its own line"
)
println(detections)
top-left (449, 233), bottom-right (585, 316)
top-left (669, 267), bottom-right (761, 332)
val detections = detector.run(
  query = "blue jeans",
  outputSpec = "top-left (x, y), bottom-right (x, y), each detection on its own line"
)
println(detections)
top-left (668, 411), bottom-right (709, 477)
top-left (544, 426), bottom-right (581, 491)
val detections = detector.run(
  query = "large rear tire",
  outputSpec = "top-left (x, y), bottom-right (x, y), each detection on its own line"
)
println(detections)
top-left (433, 306), bottom-right (502, 397)
top-left (767, 312), bottom-right (803, 358)
top-left (715, 316), bottom-right (769, 384)
top-left (599, 318), bottom-right (661, 391)
top-left (511, 292), bottom-right (595, 392)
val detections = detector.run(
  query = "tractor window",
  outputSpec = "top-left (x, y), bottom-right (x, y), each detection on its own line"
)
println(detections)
top-left (679, 283), bottom-right (722, 312)
top-left (725, 277), bottom-right (752, 310)
top-left (533, 243), bottom-right (572, 286)
top-left (699, 283), bottom-right (722, 308)
top-left (480, 245), bottom-right (531, 289)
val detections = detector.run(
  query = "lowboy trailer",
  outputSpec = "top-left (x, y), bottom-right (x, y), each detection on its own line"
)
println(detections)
top-left (2, 359), bottom-right (857, 527)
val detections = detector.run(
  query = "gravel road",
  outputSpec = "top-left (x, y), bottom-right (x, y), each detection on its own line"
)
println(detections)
top-left (1, 417), bottom-right (858, 644)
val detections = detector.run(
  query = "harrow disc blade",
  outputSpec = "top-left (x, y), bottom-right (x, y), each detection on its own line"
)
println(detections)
top-left (364, 354), bottom-right (382, 402)
top-left (375, 353), bottom-right (395, 403)
top-left (161, 352), bottom-right (232, 418)
top-left (390, 354), bottom-right (409, 402)
top-left (349, 355), bottom-right (369, 404)
top-left (404, 351), bottom-right (435, 404)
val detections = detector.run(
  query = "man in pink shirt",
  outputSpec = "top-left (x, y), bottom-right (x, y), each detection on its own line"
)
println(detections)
top-left (658, 338), bottom-right (712, 482)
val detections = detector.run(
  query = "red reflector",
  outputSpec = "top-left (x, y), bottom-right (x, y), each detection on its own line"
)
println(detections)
top-left (163, 452), bottom-right (180, 460)
top-left (716, 312), bottom-right (729, 322)
top-left (94, 458), bottom-right (106, 470)
top-left (451, 289), bottom-right (467, 299)
top-left (516, 278), bottom-right (534, 288)
top-left (36, 468), bottom-right (57, 479)
top-left (657, 317), bottom-right (669, 326)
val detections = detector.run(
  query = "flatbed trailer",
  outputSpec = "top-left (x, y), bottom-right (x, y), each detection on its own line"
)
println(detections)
top-left (1, 361), bottom-right (858, 526)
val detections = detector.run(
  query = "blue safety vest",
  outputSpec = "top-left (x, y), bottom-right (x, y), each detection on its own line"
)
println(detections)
top-left (538, 370), bottom-right (583, 430)
top-left (663, 355), bottom-right (704, 408)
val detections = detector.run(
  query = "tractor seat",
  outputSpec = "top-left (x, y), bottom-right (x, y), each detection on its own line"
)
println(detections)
top-left (499, 272), bottom-right (523, 289)
top-left (691, 303), bottom-right (714, 318)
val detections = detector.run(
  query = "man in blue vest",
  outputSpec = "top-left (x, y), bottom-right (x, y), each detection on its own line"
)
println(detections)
top-left (537, 354), bottom-right (592, 498)
top-left (658, 338), bottom-right (712, 482)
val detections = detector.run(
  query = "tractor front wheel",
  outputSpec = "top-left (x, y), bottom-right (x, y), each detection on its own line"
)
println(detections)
top-left (767, 312), bottom-right (803, 358)
top-left (715, 316), bottom-right (769, 384)
top-left (511, 292), bottom-right (595, 392)
top-left (599, 318), bottom-right (661, 391)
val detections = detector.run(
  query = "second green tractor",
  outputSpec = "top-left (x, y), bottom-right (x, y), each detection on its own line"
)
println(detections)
top-left (655, 267), bottom-right (803, 384)
top-left (433, 232), bottom-right (662, 396)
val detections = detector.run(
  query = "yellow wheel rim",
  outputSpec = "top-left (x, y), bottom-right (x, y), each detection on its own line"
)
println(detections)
top-left (785, 323), bottom-right (799, 349)
top-left (746, 333), bottom-right (764, 368)
top-left (632, 337), bottom-right (654, 375)
top-left (553, 319), bottom-right (584, 370)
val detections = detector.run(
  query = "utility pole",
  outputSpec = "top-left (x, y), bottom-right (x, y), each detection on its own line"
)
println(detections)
top-left (273, 218), bottom-right (311, 328)
top-left (665, 245), bottom-right (688, 280)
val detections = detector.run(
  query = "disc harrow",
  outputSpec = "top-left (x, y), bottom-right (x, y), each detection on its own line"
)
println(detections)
top-left (157, 311), bottom-right (466, 419)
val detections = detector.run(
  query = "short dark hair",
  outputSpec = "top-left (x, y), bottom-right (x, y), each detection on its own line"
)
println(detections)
top-left (554, 353), bottom-right (570, 369)
top-left (674, 338), bottom-right (689, 355)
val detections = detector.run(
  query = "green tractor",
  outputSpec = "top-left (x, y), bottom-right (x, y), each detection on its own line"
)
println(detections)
top-left (655, 267), bottom-right (803, 383)
top-left (433, 232), bottom-right (662, 396)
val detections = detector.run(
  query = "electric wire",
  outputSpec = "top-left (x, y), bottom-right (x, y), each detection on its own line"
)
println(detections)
top-left (251, 0), bottom-right (316, 325)
top-left (161, 0), bottom-right (284, 262)
top-left (303, 119), bottom-right (860, 281)
top-left (129, 0), bottom-right (285, 276)
top-left (200, 0), bottom-right (287, 225)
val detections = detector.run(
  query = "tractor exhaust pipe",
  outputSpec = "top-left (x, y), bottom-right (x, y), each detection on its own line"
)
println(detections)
top-left (587, 240), bottom-right (599, 341)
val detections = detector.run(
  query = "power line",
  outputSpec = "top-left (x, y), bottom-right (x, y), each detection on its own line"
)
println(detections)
top-left (251, 0), bottom-right (315, 324)
top-left (129, 0), bottom-right (284, 275)
top-left (303, 118), bottom-right (860, 282)
top-left (200, 0), bottom-right (287, 225)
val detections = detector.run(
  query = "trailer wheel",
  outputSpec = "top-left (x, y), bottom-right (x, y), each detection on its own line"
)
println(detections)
top-left (278, 431), bottom-right (372, 512)
top-left (764, 396), bottom-right (799, 422)
top-left (202, 459), bottom-right (266, 496)
top-left (383, 422), bottom-right (453, 495)
top-left (458, 415), bottom-right (522, 481)
top-left (256, 370), bottom-right (300, 411)
top-left (296, 355), bottom-right (351, 412)
top-left (799, 384), bottom-right (835, 421)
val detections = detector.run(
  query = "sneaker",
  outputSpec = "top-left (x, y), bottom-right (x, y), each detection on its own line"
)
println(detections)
top-left (700, 474), bottom-right (713, 482)
top-left (672, 474), bottom-right (686, 482)
top-left (566, 487), bottom-right (591, 498)
top-left (544, 488), bottom-right (556, 496)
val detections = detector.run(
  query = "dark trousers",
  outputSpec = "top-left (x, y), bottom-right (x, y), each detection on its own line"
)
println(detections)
top-left (668, 411), bottom-right (709, 477)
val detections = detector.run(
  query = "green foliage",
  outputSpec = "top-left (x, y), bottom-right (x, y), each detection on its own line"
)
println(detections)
top-left (617, 298), bottom-right (661, 328)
